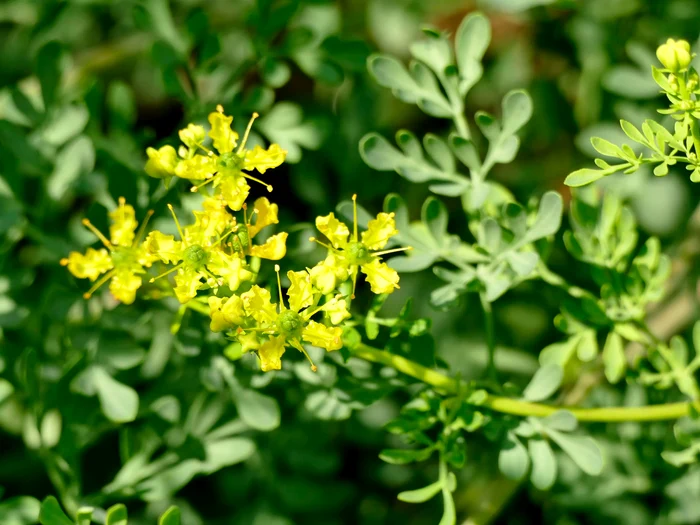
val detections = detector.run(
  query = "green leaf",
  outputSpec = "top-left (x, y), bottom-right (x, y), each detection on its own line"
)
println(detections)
top-left (47, 136), bottom-right (95, 201)
top-left (40, 409), bottom-right (62, 448)
top-left (359, 132), bottom-right (467, 194)
top-left (76, 508), bottom-right (94, 525)
top-left (528, 439), bottom-right (557, 490)
top-left (501, 90), bottom-right (533, 136)
top-left (548, 431), bottom-right (603, 476)
top-left (410, 32), bottom-right (453, 76)
top-left (524, 191), bottom-right (563, 242)
top-left (499, 432), bottom-right (529, 480)
top-left (541, 410), bottom-right (577, 432)
top-left (367, 55), bottom-right (453, 117)
top-left (565, 168), bottom-right (606, 187)
top-left (234, 388), bottom-right (281, 431)
top-left (603, 331), bottom-right (626, 383)
top-left (0, 496), bottom-right (40, 525)
top-left (258, 102), bottom-right (323, 163)
top-left (0, 378), bottom-right (14, 406)
top-left (38, 497), bottom-right (72, 525)
top-left (619, 120), bottom-right (648, 145)
top-left (379, 447), bottom-right (434, 465)
top-left (36, 42), bottom-right (63, 109)
top-left (590, 137), bottom-right (625, 158)
top-left (397, 480), bottom-right (443, 503)
top-left (522, 364), bottom-right (563, 402)
top-left (159, 506), bottom-right (181, 525)
top-left (105, 504), bottom-right (128, 525)
top-left (93, 366), bottom-right (139, 423)
top-left (454, 12), bottom-right (490, 95)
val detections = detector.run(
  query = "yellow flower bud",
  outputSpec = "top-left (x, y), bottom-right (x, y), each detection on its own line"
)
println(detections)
top-left (656, 38), bottom-right (692, 72)
top-left (178, 124), bottom-right (206, 148)
top-left (145, 145), bottom-right (179, 179)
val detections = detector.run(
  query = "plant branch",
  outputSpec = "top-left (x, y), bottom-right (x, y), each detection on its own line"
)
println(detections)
top-left (351, 343), bottom-right (693, 422)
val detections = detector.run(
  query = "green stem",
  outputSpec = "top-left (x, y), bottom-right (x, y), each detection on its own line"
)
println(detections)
top-left (479, 293), bottom-right (497, 382)
top-left (538, 264), bottom-right (598, 302)
top-left (351, 343), bottom-right (693, 422)
top-left (185, 301), bottom-right (693, 422)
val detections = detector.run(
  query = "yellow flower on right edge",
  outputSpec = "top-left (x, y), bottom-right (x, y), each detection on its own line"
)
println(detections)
top-left (310, 195), bottom-right (410, 295)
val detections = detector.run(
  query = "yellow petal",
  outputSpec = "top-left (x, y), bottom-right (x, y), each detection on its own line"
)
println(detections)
top-left (109, 269), bottom-right (142, 304)
top-left (108, 201), bottom-right (138, 247)
top-left (179, 123), bottom-right (206, 148)
top-left (207, 252), bottom-right (253, 291)
top-left (361, 259), bottom-right (399, 294)
top-left (250, 232), bottom-right (287, 260)
top-left (145, 145), bottom-right (178, 179)
top-left (257, 335), bottom-right (286, 372)
top-left (315, 213), bottom-right (349, 249)
top-left (62, 248), bottom-right (113, 281)
top-left (243, 144), bottom-right (286, 174)
top-left (308, 254), bottom-right (349, 294)
top-left (173, 267), bottom-right (202, 303)
top-left (241, 285), bottom-right (277, 324)
top-left (361, 212), bottom-right (398, 250)
top-left (174, 155), bottom-right (216, 181)
top-left (145, 231), bottom-right (182, 264)
top-left (208, 295), bottom-right (245, 332)
top-left (191, 198), bottom-right (235, 241)
top-left (215, 175), bottom-right (250, 211)
top-left (208, 110), bottom-right (238, 154)
top-left (248, 197), bottom-right (279, 238)
top-left (324, 298), bottom-right (351, 325)
top-left (302, 320), bottom-right (343, 351)
top-left (287, 270), bottom-right (314, 313)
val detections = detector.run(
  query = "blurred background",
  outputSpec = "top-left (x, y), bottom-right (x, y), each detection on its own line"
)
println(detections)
top-left (1, 0), bottom-right (700, 524)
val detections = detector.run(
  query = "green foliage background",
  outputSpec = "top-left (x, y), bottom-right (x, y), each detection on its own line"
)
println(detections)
top-left (2, 0), bottom-right (700, 524)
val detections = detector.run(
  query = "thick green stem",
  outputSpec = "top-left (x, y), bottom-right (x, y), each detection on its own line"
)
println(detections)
top-left (352, 343), bottom-right (692, 422)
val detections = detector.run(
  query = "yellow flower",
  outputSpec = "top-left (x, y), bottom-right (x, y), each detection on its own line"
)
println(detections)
top-left (208, 295), bottom-right (245, 332)
top-left (146, 204), bottom-right (252, 303)
top-left (238, 197), bottom-right (288, 261)
top-left (145, 145), bottom-right (178, 179)
top-left (241, 285), bottom-right (278, 324)
top-left (311, 195), bottom-right (408, 295)
top-left (158, 106), bottom-right (287, 212)
top-left (61, 198), bottom-right (155, 304)
top-left (309, 254), bottom-right (349, 295)
top-left (226, 267), bottom-right (350, 373)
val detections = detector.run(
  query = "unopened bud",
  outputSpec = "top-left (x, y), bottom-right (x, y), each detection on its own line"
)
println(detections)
top-left (657, 38), bottom-right (692, 72)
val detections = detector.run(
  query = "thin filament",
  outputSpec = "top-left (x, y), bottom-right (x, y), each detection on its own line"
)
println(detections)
top-left (83, 269), bottom-right (116, 299)
top-left (167, 204), bottom-right (185, 240)
top-left (274, 264), bottom-right (286, 311)
top-left (149, 262), bottom-right (185, 283)
top-left (352, 194), bottom-right (358, 241)
top-left (237, 112), bottom-right (259, 153)
top-left (133, 209), bottom-right (155, 247)
top-left (82, 219), bottom-right (112, 250)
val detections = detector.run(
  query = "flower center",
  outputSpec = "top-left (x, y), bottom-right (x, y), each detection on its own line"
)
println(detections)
top-left (346, 241), bottom-right (371, 264)
top-left (276, 310), bottom-right (303, 337)
top-left (184, 244), bottom-right (208, 268)
top-left (218, 152), bottom-right (245, 171)
top-left (110, 246), bottom-right (137, 268)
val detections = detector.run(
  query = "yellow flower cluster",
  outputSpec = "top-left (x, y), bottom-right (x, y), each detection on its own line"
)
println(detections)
top-left (62, 107), bottom-right (408, 372)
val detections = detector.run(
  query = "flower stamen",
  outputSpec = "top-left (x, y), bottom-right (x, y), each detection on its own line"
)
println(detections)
top-left (237, 112), bottom-right (259, 154)
top-left (82, 219), bottom-right (113, 250)
top-left (83, 269), bottom-right (116, 299)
